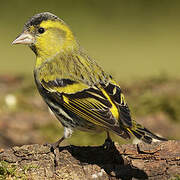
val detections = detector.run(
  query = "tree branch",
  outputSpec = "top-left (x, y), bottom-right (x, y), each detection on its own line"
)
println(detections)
top-left (0, 140), bottom-right (179, 179)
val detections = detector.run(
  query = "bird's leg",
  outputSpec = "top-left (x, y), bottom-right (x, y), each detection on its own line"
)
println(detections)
top-left (103, 131), bottom-right (114, 150)
top-left (43, 136), bottom-right (65, 167)
top-left (43, 136), bottom-right (65, 150)
top-left (48, 127), bottom-right (73, 167)
top-left (52, 136), bottom-right (65, 150)
top-left (43, 136), bottom-right (65, 168)
top-left (44, 127), bottom-right (73, 149)
top-left (51, 136), bottom-right (65, 167)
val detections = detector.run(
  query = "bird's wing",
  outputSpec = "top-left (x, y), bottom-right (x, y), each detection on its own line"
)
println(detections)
top-left (102, 81), bottom-right (133, 127)
top-left (38, 77), bottom-right (131, 138)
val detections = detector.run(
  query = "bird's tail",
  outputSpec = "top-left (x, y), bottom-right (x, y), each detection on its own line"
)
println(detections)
top-left (127, 120), bottom-right (167, 144)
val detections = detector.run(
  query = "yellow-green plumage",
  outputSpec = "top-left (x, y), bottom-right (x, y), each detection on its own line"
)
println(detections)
top-left (12, 12), bottom-right (167, 146)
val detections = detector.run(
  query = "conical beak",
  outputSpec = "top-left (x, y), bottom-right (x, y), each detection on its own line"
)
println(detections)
top-left (12, 32), bottom-right (34, 45)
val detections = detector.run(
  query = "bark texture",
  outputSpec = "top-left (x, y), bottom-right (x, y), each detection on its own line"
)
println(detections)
top-left (0, 140), bottom-right (179, 180)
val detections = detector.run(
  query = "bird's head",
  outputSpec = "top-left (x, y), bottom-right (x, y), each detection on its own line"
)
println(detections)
top-left (12, 12), bottom-right (77, 59)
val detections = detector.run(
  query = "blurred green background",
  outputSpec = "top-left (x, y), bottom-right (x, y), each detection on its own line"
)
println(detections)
top-left (1, 0), bottom-right (180, 80)
top-left (0, 0), bottom-right (180, 149)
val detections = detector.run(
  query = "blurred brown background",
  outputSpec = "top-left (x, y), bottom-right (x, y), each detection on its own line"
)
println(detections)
top-left (0, 0), bottom-right (180, 149)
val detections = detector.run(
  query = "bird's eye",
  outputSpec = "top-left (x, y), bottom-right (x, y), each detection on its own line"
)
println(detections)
top-left (38, 27), bottom-right (45, 34)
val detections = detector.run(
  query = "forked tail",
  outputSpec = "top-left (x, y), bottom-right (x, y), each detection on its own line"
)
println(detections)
top-left (127, 121), bottom-right (167, 144)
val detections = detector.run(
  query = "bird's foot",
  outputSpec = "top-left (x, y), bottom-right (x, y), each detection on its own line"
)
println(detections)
top-left (103, 137), bottom-right (114, 150)
top-left (43, 142), bottom-right (60, 167)
top-left (44, 136), bottom-right (65, 150)
top-left (43, 142), bottom-right (59, 151)
top-left (44, 137), bottom-right (65, 168)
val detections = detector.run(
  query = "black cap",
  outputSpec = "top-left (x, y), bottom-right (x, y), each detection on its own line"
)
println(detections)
top-left (24, 12), bottom-right (63, 28)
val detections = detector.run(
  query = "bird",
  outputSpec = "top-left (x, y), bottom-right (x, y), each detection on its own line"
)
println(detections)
top-left (12, 12), bottom-right (167, 149)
